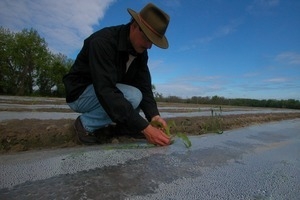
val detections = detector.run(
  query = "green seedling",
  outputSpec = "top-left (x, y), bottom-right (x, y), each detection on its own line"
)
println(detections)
top-left (150, 120), bottom-right (192, 148)
top-left (103, 120), bottom-right (192, 150)
top-left (176, 132), bottom-right (192, 148)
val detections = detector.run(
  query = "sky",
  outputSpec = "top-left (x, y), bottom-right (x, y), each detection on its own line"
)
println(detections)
top-left (1, 0), bottom-right (299, 100)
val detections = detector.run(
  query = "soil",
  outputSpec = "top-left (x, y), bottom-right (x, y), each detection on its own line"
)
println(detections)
top-left (1, 112), bottom-right (300, 154)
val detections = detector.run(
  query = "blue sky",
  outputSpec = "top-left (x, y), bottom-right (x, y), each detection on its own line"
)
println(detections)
top-left (1, 0), bottom-right (299, 100)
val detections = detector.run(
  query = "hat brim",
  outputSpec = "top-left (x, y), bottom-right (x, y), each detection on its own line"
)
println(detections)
top-left (127, 8), bottom-right (169, 49)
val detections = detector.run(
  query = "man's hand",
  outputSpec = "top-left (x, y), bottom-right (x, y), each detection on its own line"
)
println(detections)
top-left (151, 115), bottom-right (167, 128)
top-left (142, 124), bottom-right (170, 146)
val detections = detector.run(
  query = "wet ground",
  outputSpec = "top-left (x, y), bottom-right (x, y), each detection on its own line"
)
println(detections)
top-left (0, 119), bottom-right (299, 199)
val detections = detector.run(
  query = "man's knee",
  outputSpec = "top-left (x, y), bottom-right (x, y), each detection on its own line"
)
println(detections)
top-left (127, 86), bottom-right (142, 108)
top-left (116, 84), bottom-right (142, 108)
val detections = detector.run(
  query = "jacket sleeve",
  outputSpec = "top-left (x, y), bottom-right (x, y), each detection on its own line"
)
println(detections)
top-left (133, 55), bottom-right (160, 122)
top-left (89, 37), bottom-right (149, 132)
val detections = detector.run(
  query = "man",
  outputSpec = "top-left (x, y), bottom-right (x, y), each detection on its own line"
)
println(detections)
top-left (63, 3), bottom-right (171, 146)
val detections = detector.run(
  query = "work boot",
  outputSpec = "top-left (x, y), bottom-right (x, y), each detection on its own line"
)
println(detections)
top-left (74, 116), bottom-right (100, 145)
top-left (94, 124), bottom-right (116, 143)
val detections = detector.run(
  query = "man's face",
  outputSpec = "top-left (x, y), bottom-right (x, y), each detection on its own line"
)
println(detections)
top-left (130, 22), bottom-right (153, 53)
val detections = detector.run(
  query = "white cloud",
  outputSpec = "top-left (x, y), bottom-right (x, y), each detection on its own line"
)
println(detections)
top-left (0, 0), bottom-right (116, 57)
top-left (148, 59), bottom-right (165, 70)
top-left (247, 0), bottom-right (280, 15)
top-left (177, 17), bottom-right (243, 52)
top-left (253, 0), bottom-right (280, 7)
top-left (179, 75), bottom-right (221, 83)
top-left (243, 72), bottom-right (261, 77)
top-left (264, 77), bottom-right (287, 83)
top-left (275, 52), bottom-right (300, 65)
top-left (154, 70), bottom-right (299, 99)
top-left (155, 75), bottom-right (225, 98)
top-left (156, 83), bottom-right (204, 97)
top-left (192, 18), bottom-right (243, 46)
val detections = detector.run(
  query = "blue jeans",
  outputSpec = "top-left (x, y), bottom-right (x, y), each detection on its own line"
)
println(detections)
top-left (68, 84), bottom-right (142, 132)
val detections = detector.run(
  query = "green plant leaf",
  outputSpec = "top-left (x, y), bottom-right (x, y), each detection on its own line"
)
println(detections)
top-left (176, 132), bottom-right (192, 148)
top-left (150, 120), bottom-right (192, 148)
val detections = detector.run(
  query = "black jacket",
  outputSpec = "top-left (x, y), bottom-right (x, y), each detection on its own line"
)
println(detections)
top-left (63, 23), bottom-right (159, 132)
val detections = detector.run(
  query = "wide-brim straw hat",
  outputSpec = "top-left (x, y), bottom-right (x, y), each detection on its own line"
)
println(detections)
top-left (127, 3), bottom-right (170, 49)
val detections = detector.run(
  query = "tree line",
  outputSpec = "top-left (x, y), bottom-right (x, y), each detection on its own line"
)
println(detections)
top-left (154, 95), bottom-right (300, 109)
top-left (1, 27), bottom-right (299, 109)
top-left (0, 27), bottom-right (73, 97)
